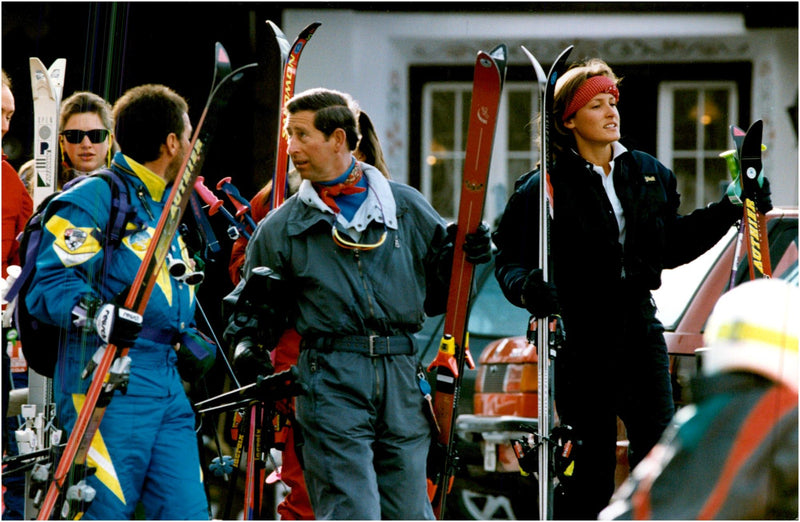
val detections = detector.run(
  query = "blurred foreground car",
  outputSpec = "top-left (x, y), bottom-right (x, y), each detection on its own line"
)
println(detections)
top-left (419, 207), bottom-right (797, 519)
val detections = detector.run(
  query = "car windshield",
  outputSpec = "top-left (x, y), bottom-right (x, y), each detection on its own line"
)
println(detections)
top-left (653, 226), bottom-right (736, 329)
top-left (468, 272), bottom-right (530, 338)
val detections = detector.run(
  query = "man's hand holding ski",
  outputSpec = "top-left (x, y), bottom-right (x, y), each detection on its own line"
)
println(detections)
top-left (93, 302), bottom-right (143, 348)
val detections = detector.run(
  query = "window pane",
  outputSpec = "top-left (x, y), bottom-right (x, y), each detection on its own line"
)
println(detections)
top-left (703, 90), bottom-right (730, 150)
top-left (432, 91), bottom-right (455, 151)
top-left (673, 89), bottom-right (697, 150)
top-left (431, 158), bottom-right (455, 217)
top-left (508, 91), bottom-right (533, 151)
top-left (703, 157), bottom-right (728, 205)
top-left (673, 158), bottom-right (697, 214)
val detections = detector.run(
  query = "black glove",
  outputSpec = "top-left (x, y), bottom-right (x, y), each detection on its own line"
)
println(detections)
top-left (94, 302), bottom-right (143, 347)
top-left (463, 222), bottom-right (493, 265)
top-left (232, 338), bottom-right (274, 385)
top-left (749, 176), bottom-right (773, 214)
top-left (520, 269), bottom-right (559, 319)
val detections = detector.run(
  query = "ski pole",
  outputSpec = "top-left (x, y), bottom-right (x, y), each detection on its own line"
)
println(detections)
top-left (195, 176), bottom-right (251, 240)
top-left (188, 193), bottom-right (222, 257)
top-left (216, 177), bottom-right (258, 231)
top-left (195, 299), bottom-right (241, 389)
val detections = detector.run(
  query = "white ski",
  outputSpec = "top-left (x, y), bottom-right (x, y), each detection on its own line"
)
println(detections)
top-left (24, 57), bottom-right (66, 520)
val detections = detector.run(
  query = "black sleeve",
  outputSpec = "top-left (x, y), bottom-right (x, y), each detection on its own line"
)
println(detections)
top-left (493, 171), bottom-right (540, 309)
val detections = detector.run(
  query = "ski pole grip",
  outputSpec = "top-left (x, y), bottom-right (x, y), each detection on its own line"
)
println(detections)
top-left (194, 176), bottom-right (224, 215)
top-left (217, 177), bottom-right (251, 218)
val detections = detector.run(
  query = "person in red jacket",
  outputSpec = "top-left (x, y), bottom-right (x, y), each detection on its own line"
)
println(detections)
top-left (2, 70), bottom-right (33, 279)
top-left (2, 68), bottom-right (33, 521)
top-left (226, 110), bottom-right (389, 520)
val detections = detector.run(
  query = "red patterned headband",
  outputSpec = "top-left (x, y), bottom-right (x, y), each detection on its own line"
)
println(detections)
top-left (562, 75), bottom-right (620, 122)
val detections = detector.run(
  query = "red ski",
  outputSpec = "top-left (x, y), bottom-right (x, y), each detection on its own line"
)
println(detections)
top-left (427, 43), bottom-right (506, 519)
top-left (36, 44), bottom-right (256, 520)
top-left (271, 21), bottom-right (321, 209)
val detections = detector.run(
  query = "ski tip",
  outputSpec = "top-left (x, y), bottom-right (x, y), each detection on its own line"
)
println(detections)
top-left (489, 43), bottom-right (508, 78)
top-left (547, 45), bottom-right (575, 86)
top-left (29, 57), bottom-right (46, 70)
top-left (747, 119), bottom-right (764, 135)
top-left (489, 43), bottom-right (508, 60)
top-left (521, 45), bottom-right (547, 85)
top-left (215, 42), bottom-right (231, 68)
top-left (266, 19), bottom-right (288, 40)
top-left (301, 21), bottom-right (323, 35)
top-left (47, 58), bottom-right (66, 75)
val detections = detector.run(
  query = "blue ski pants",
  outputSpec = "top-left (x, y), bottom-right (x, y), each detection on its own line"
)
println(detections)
top-left (296, 348), bottom-right (434, 520)
top-left (56, 390), bottom-right (208, 520)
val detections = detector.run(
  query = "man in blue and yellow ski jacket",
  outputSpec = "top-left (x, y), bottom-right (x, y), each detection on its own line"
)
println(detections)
top-left (27, 84), bottom-right (211, 520)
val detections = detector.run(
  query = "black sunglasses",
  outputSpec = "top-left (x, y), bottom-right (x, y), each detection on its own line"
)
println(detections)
top-left (61, 129), bottom-right (110, 144)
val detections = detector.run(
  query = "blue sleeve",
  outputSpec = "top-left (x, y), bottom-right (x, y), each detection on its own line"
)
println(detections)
top-left (26, 178), bottom-right (113, 328)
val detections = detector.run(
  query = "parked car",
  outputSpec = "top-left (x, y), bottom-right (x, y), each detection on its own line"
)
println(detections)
top-left (418, 207), bottom-right (798, 520)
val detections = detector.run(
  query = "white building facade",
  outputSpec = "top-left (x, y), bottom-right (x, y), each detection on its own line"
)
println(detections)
top-left (283, 8), bottom-right (798, 224)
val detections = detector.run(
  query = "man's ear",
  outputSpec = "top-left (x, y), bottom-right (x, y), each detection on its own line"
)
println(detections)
top-left (331, 128), bottom-right (348, 152)
top-left (159, 132), bottom-right (178, 158)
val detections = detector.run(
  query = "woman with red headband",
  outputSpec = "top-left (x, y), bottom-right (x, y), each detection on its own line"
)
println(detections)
top-left (493, 58), bottom-right (773, 519)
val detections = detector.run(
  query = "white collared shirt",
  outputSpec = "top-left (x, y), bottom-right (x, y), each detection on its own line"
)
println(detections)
top-left (298, 162), bottom-right (398, 241)
top-left (590, 141), bottom-right (627, 246)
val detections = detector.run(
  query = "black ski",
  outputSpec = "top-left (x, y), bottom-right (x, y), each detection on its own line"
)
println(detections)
top-left (738, 120), bottom-right (771, 279)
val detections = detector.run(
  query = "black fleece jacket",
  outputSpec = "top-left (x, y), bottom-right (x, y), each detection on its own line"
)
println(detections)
top-left (493, 148), bottom-right (740, 315)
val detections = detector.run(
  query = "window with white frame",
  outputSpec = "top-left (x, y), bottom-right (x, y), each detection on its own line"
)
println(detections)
top-left (657, 81), bottom-right (738, 215)
top-left (421, 82), bottom-right (539, 223)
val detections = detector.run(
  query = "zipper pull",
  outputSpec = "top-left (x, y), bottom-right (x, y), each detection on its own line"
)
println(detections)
top-left (137, 186), bottom-right (155, 220)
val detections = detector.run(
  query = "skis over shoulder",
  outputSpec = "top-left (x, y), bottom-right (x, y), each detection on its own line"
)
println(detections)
top-left (35, 46), bottom-right (256, 521)
top-left (428, 43), bottom-right (507, 520)
top-left (272, 21), bottom-right (321, 209)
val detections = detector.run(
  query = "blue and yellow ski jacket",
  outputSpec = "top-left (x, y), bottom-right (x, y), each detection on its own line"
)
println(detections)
top-left (26, 152), bottom-right (198, 398)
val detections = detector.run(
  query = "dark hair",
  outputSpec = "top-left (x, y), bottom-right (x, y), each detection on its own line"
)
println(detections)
top-left (356, 111), bottom-right (390, 178)
top-left (112, 84), bottom-right (188, 163)
top-left (549, 58), bottom-right (620, 156)
top-left (2, 69), bottom-right (11, 90)
top-left (60, 91), bottom-right (114, 131)
top-left (285, 88), bottom-right (360, 150)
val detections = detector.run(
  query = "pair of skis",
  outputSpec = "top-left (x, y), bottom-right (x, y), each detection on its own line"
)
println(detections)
top-left (426, 44), bottom-right (507, 519)
top-left (30, 58), bottom-right (67, 207)
top-left (522, 45), bottom-right (573, 521)
top-left (270, 21), bottom-right (320, 209)
top-left (35, 44), bottom-right (256, 520)
top-left (724, 120), bottom-right (771, 282)
top-left (23, 57), bottom-right (67, 520)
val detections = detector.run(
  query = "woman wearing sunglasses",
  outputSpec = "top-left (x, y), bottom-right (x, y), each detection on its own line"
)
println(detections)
top-left (58, 91), bottom-right (116, 184)
top-left (19, 92), bottom-right (116, 196)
